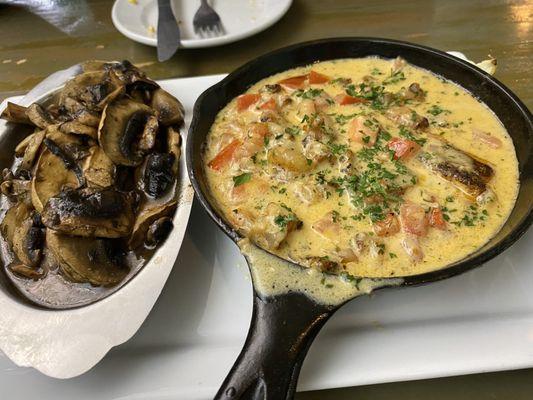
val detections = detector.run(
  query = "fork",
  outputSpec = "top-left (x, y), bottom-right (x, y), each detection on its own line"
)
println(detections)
top-left (193, 0), bottom-right (225, 38)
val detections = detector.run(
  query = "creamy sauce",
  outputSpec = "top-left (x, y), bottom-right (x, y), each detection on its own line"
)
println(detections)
top-left (239, 238), bottom-right (402, 305)
top-left (204, 58), bottom-right (519, 280)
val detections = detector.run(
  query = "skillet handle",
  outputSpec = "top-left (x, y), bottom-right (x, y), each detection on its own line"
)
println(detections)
top-left (214, 291), bottom-right (336, 400)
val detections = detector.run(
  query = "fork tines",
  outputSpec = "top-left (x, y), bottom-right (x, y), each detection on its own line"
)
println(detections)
top-left (193, 1), bottom-right (225, 38)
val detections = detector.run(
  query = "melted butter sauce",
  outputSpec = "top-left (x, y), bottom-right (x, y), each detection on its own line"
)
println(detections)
top-left (205, 57), bottom-right (519, 281)
top-left (239, 238), bottom-right (403, 306)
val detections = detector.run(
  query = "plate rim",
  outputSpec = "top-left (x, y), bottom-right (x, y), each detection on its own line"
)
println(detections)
top-left (111, 0), bottom-right (294, 49)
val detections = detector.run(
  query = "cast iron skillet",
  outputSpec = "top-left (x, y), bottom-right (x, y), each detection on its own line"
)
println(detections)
top-left (187, 38), bottom-right (533, 400)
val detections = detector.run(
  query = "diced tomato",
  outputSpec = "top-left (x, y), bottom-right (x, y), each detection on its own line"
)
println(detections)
top-left (208, 139), bottom-right (241, 171)
top-left (429, 207), bottom-right (447, 230)
top-left (399, 203), bottom-right (428, 236)
top-left (259, 98), bottom-right (277, 111)
top-left (236, 94), bottom-right (261, 112)
top-left (373, 213), bottom-right (400, 237)
top-left (278, 75), bottom-right (308, 89)
top-left (308, 70), bottom-right (330, 84)
top-left (387, 137), bottom-right (421, 160)
top-left (335, 94), bottom-right (366, 105)
top-left (348, 116), bottom-right (377, 147)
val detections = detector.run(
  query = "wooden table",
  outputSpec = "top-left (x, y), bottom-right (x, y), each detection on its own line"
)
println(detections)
top-left (0, 1), bottom-right (532, 398)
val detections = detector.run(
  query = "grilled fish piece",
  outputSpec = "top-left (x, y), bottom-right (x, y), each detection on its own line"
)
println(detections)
top-left (417, 139), bottom-right (493, 198)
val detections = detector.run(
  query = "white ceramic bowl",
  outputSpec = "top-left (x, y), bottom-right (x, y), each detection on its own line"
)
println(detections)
top-left (0, 70), bottom-right (194, 379)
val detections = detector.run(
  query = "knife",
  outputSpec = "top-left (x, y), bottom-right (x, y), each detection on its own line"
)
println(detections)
top-left (157, 0), bottom-right (181, 62)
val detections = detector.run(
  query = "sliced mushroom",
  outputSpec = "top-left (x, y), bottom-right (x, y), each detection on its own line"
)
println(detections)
top-left (106, 60), bottom-right (159, 91)
top-left (0, 205), bottom-right (45, 276)
top-left (25, 103), bottom-right (53, 129)
top-left (74, 110), bottom-right (101, 127)
top-left (1, 59), bottom-right (181, 289)
top-left (60, 70), bottom-right (125, 111)
top-left (167, 126), bottom-right (181, 175)
top-left (98, 98), bottom-right (154, 166)
top-left (46, 230), bottom-right (128, 286)
top-left (9, 263), bottom-right (45, 280)
top-left (138, 115), bottom-right (159, 152)
top-left (1, 201), bottom-right (33, 244)
top-left (128, 200), bottom-right (177, 249)
top-left (1, 102), bottom-right (31, 124)
top-left (151, 89), bottom-right (184, 126)
top-left (61, 96), bottom-right (85, 114)
top-left (142, 153), bottom-right (175, 198)
top-left (43, 137), bottom-right (85, 183)
top-left (82, 146), bottom-right (115, 188)
top-left (15, 132), bottom-right (36, 155)
top-left (42, 187), bottom-right (135, 238)
top-left (12, 211), bottom-right (44, 267)
top-left (146, 217), bottom-right (173, 247)
top-left (1, 179), bottom-right (30, 200)
top-left (59, 121), bottom-right (98, 140)
top-left (18, 129), bottom-right (45, 172)
top-left (31, 148), bottom-right (79, 212)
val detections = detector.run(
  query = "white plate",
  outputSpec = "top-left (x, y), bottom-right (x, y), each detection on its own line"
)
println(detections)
top-left (0, 72), bottom-right (532, 399)
top-left (112, 0), bottom-right (293, 48)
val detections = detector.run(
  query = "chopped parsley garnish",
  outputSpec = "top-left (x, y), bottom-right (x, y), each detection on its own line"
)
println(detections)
top-left (398, 126), bottom-right (427, 145)
top-left (450, 205), bottom-right (489, 227)
top-left (334, 113), bottom-right (359, 125)
top-left (285, 126), bottom-right (300, 136)
top-left (296, 88), bottom-right (324, 99)
top-left (427, 104), bottom-right (451, 116)
top-left (328, 142), bottom-right (348, 155)
top-left (330, 77), bottom-right (351, 86)
top-left (340, 271), bottom-right (363, 288)
top-left (345, 162), bottom-right (405, 222)
top-left (274, 213), bottom-right (299, 230)
top-left (378, 130), bottom-right (392, 141)
top-left (382, 70), bottom-right (406, 85)
top-left (280, 203), bottom-right (293, 212)
top-left (371, 67), bottom-right (383, 76)
top-left (357, 147), bottom-right (379, 162)
top-left (233, 173), bottom-right (251, 187)
top-left (345, 82), bottom-right (387, 110)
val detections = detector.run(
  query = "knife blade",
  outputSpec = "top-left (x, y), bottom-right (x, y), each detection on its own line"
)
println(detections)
top-left (157, 0), bottom-right (181, 62)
